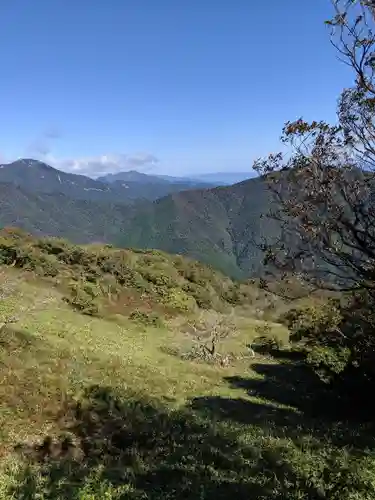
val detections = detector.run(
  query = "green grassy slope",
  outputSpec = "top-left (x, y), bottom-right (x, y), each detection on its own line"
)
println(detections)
top-left (0, 234), bottom-right (374, 499)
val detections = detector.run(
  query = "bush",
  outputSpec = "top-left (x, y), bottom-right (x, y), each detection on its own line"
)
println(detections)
top-left (280, 294), bottom-right (375, 404)
top-left (182, 282), bottom-right (214, 309)
top-left (64, 281), bottom-right (100, 316)
top-left (35, 237), bottom-right (68, 256)
top-left (141, 268), bottom-right (177, 288)
top-left (252, 334), bottom-right (285, 353)
top-left (306, 346), bottom-right (351, 382)
top-left (33, 254), bottom-right (60, 277)
top-left (129, 309), bottom-right (164, 327)
top-left (161, 288), bottom-right (196, 312)
top-left (280, 300), bottom-right (342, 344)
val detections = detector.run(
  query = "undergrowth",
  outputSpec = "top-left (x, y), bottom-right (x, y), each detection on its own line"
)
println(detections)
top-left (0, 227), bottom-right (273, 318)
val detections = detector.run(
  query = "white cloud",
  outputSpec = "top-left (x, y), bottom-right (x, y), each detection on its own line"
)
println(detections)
top-left (46, 153), bottom-right (159, 177)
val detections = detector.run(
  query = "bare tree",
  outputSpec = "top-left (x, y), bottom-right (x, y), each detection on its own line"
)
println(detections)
top-left (254, 1), bottom-right (375, 298)
top-left (186, 311), bottom-right (235, 362)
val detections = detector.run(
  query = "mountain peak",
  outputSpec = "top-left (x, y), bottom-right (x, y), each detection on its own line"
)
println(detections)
top-left (7, 158), bottom-right (56, 171)
top-left (99, 170), bottom-right (155, 183)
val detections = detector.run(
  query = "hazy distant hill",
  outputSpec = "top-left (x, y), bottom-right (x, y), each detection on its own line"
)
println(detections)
top-left (189, 171), bottom-right (254, 185)
top-left (118, 178), bottom-right (277, 278)
top-left (0, 159), bottom-right (131, 203)
top-left (98, 170), bottom-right (170, 185)
top-left (0, 182), bottom-right (135, 243)
top-left (98, 169), bottom-right (215, 193)
top-left (0, 160), bottom-right (277, 277)
top-left (0, 159), bottom-right (213, 203)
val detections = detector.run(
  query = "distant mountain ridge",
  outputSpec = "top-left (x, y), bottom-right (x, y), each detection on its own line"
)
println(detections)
top-left (118, 177), bottom-right (275, 278)
top-left (189, 171), bottom-right (254, 185)
top-left (98, 170), bottom-right (215, 189)
top-left (99, 169), bottom-right (254, 187)
top-left (0, 159), bottom-right (213, 203)
top-left (0, 159), bottom-right (128, 203)
top-left (0, 158), bottom-right (274, 278)
top-left (98, 170), bottom-right (169, 185)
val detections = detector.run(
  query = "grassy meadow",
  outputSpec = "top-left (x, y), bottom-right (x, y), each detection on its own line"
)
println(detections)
top-left (0, 230), bottom-right (374, 499)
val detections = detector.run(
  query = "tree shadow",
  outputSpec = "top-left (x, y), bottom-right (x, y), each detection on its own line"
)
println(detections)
top-left (228, 361), bottom-right (374, 422)
top-left (191, 360), bottom-right (375, 452)
top-left (228, 361), bottom-right (328, 417)
top-left (10, 384), bottom-right (327, 500)
top-left (249, 342), bottom-right (306, 361)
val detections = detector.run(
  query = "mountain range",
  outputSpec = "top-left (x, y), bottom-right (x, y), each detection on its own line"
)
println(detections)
top-left (0, 159), bottom-right (272, 277)
top-left (99, 170), bottom-right (253, 186)
top-left (0, 159), bottom-right (215, 203)
top-left (188, 171), bottom-right (254, 185)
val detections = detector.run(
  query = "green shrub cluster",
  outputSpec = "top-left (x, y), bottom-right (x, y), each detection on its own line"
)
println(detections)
top-left (64, 281), bottom-right (100, 316)
top-left (0, 228), bottom-right (263, 318)
top-left (281, 294), bottom-right (375, 401)
top-left (129, 309), bottom-right (164, 327)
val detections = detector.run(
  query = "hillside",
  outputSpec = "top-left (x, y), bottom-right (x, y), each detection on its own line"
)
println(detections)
top-left (0, 157), bottom-right (283, 279)
top-left (0, 165), bottom-right (276, 278)
top-left (0, 159), bottom-right (132, 203)
top-left (99, 169), bottom-right (214, 189)
top-left (0, 159), bottom-right (214, 203)
top-left (119, 177), bottom-right (278, 278)
top-left (0, 232), bottom-right (373, 500)
top-left (0, 183), bottom-right (136, 243)
top-left (0, 228), bottom-right (265, 315)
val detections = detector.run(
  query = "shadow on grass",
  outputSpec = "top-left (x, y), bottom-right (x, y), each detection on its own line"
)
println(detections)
top-left (249, 343), bottom-right (306, 361)
top-left (10, 385), bottom-right (329, 500)
top-left (191, 360), bottom-right (375, 452)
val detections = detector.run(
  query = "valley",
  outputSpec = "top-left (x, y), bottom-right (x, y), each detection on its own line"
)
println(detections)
top-left (0, 159), bottom-right (271, 278)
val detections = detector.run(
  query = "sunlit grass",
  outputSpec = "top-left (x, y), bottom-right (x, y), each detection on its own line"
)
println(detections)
top-left (0, 267), bottom-right (374, 499)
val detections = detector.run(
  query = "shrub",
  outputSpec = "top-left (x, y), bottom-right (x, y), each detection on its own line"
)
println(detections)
top-left (182, 311), bottom-right (236, 363)
top-left (129, 309), bottom-right (164, 327)
top-left (59, 245), bottom-right (94, 267)
top-left (306, 346), bottom-right (351, 382)
top-left (182, 282), bottom-right (214, 309)
top-left (33, 254), bottom-right (60, 277)
top-left (64, 281), bottom-right (100, 316)
top-left (221, 283), bottom-right (253, 305)
top-left (280, 295), bottom-right (375, 398)
top-left (252, 334), bottom-right (285, 353)
top-left (141, 268), bottom-right (176, 288)
top-left (35, 237), bottom-right (68, 256)
top-left (280, 300), bottom-right (342, 344)
top-left (161, 288), bottom-right (196, 312)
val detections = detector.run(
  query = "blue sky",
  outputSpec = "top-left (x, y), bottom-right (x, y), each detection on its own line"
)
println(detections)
top-left (0, 0), bottom-right (352, 177)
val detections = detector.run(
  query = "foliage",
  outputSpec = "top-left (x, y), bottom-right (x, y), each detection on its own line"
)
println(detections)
top-left (0, 229), bottom-right (265, 319)
top-left (252, 334), bottom-right (285, 353)
top-left (280, 292), bottom-right (375, 398)
top-left (1, 266), bottom-right (375, 499)
top-left (64, 281), bottom-right (100, 316)
top-left (128, 309), bottom-right (164, 328)
top-left (281, 300), bottom-right (343, 344)
top-left (159, 288), bottom-right (197, 312)
top-left (253, 1), bottom-right (375, 409)
top-left (306, 345), bottom-right (351, 382)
